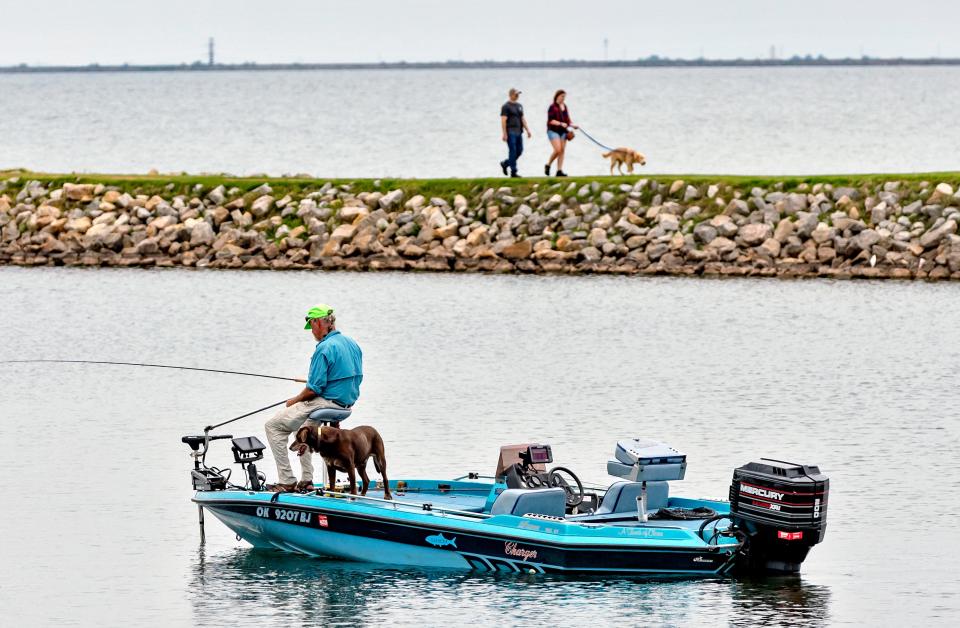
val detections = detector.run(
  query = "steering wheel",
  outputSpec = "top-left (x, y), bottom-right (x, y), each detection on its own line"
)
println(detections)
top-left (547, 466), bottom-right (584, 507)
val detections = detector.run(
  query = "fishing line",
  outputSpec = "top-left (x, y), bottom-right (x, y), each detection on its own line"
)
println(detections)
top-left (0, 359), bottom-right (304, 383)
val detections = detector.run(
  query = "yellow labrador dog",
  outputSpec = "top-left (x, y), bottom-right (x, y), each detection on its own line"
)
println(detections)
top-left (603, 148), bottom-right (647, 174)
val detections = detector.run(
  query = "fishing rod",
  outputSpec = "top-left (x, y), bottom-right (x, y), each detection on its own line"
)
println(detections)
top-left (204, 399), bottom-right (288, 433)
top-left (0, 359), bottom-right (305, 383)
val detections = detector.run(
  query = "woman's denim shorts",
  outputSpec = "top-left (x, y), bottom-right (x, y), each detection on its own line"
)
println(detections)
top-left (547, 129), bottom-right (567, 141)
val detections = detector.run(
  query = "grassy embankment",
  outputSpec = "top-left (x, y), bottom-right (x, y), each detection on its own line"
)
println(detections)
top-left (4, 169), bottom-right (960, 200)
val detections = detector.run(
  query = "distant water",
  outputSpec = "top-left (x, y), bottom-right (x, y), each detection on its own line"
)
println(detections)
top-left (1, 267), bottom-right (959, 625)
top-left (1, 66), bottom-right (959, 178)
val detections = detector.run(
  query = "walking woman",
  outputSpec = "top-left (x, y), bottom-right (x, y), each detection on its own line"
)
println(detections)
top-left (545, 89), bottom-right (577, 177)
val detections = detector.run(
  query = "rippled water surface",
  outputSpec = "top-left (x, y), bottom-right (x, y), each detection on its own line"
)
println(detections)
top-left (2, 66), bottom-right (959, 177)
top-left (1, 267), bottom-right (959, 626)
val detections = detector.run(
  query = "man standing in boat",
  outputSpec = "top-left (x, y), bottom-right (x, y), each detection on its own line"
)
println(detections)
top-left (264, 304), bottom-right (363, 493)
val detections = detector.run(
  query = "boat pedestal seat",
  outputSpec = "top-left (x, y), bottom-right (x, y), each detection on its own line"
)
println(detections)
top-left (595, 481), bottom-right (670, 515)
top-left (490, 488), bottom-right (566, 518)
top-left (308, 407), bottom-right (352, 426)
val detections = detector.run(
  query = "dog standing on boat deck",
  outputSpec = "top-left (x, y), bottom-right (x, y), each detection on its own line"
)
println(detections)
top-left (602, 148), bottom-right (647, 174)
top-left (291, 425), bottom-right (392, 500)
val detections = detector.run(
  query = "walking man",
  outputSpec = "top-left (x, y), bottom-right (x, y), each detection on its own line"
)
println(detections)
top-left (500, 88), bottom-right (532, 178)
top-left (264, 304), bottom-right (363, 493)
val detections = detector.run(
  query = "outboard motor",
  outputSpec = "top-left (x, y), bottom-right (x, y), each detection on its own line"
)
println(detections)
top-left (729, 459), bottom-right (829, 573)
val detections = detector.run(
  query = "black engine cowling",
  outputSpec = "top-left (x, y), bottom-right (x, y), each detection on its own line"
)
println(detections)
top-left (729, 459), bottom-right (829, 573)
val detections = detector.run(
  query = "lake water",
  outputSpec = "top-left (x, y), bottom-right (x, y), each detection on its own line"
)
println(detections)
top-left (2, 66), bottom-right (960, 178)
top-left (0, 266), bottom-right (958, 626)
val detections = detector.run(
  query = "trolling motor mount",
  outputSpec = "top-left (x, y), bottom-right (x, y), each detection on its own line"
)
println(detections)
top-left (231, 436), bottom-right (266, 491)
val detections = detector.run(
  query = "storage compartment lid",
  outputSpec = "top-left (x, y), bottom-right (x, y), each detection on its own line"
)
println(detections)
top-left (615, 439), bottom-right (686, 466)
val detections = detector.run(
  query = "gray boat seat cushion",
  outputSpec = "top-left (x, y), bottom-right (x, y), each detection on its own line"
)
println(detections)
top-left (596, 481), bottom-right (669, 515)
top-left (308, 407), bottom-right (352, 424)
top-left (490, 488), bottom-right (566, 518)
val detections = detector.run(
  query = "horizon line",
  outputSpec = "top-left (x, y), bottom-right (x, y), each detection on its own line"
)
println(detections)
top-left (3, 55), bottom-right (960, 74)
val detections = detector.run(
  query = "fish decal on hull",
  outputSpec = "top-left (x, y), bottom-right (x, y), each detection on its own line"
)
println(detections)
top-left (425, 533), bottom-right (458, 549)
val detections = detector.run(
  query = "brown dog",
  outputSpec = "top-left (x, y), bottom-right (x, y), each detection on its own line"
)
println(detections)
top-left (602, 148), bottom-right (647, 174)
top-left (291, 425), bottom-right (392, 500)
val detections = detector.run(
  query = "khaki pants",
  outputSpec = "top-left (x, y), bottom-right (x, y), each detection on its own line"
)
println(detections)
top-left (264, 397), bottom-right (341, 485)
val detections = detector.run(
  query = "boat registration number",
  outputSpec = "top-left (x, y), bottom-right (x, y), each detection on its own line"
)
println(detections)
top-left (255, 506), bottom-right (312, 524)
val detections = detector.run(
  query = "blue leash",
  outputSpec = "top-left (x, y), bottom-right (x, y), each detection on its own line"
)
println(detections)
top-left (576, 127), bottom-right (616, 152)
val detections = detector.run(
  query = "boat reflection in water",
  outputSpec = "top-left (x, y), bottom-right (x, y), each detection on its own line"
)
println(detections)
top-left (189, 547), bottom-right (832, 627)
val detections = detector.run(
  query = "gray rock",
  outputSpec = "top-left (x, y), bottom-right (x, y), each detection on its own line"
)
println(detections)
top-left (759, 238), bottom-right (781, 257)
top-left (206, 185), bottom-right (226, 205)
top-left (404, 195), bottom-right (426, 211)
top-left (810, 224), bottom-right (835, 245)
top-left (580, 246), bottom-right (602, 262)
top-left (136, 237), bottom-right (161, 255)
top-left (379, 189), bottom-right (404, 210)
top-left (920, 219), bottom-right (958, 249)
top-left (795, 212), bottom-right (819, 238)
top-left (726, 199), bottom-right (750, 215)
top-left (615, 217), bottom-right (643, 237)
top-left (773, 218), bottom-right (794, 243)
top-left (832, 186), bottom-right (860, 201)
top-left (852, 228), bottom-right (881, 251)
top-left (694, 223), bottom-right (718, 244)
top-left (249, 183), bottom-right (272, 198)
top-left (738, 223), bottom-right (772, 246)
top-left (588, 227), bottom-right (608, 246)
top-left (870, 202), bottom-right (888, 225)
top-left (659, 214), bottom-right (680, 232)
top-left (683, 185), bottom-right (700, 202)
top-left (190, 221), bottom-right (215, 246)
top-left (544, 193), bottom-right (564, 210)
top-left (645, 242), bottom-right (669, 261)
top-left (527, 215), bottom-right (548, 235)
top-left (593, 213), bottom-right (613, 230)
top-left (599, 191), bottom-right (615, 205)
top-left (903, 200), bottom-right (922, 215)
top-left (250, 195), bottom-right (274, 218)
top-left (706, 237), bottom-right (736, 254)
top-left (784, 193), bottom-right (807, 214)
top-left (709, 215), bottom-right (739, 238)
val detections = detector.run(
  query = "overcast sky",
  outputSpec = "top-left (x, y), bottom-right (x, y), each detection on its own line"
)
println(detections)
top-left (2, 0), bottom-right (958, 66)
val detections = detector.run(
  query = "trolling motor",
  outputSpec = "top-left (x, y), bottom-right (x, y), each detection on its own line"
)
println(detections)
top-left (182, 434), bottom-right (232, 490)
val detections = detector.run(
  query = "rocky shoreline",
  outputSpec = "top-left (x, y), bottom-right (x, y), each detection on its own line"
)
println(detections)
top-left (2, 173), bottom-right (960, 279)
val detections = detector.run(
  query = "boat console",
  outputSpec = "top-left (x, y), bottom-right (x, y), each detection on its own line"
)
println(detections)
top-left (497, 444), bottom-right (586, 509)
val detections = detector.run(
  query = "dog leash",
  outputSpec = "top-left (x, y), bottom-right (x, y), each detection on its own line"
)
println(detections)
top-left (576, 127), bottom-right (616, 152)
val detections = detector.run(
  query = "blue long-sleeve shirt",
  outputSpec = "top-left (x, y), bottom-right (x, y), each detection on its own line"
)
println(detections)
top-left (306, 330), bottom-right (363, 406)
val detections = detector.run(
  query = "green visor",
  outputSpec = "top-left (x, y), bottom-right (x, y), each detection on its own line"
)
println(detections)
top-left (304, 304), bottom-right (334, 329)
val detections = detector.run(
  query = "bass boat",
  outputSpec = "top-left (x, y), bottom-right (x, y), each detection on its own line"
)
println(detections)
top-left (183, 423), bottom-right (828, 576)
